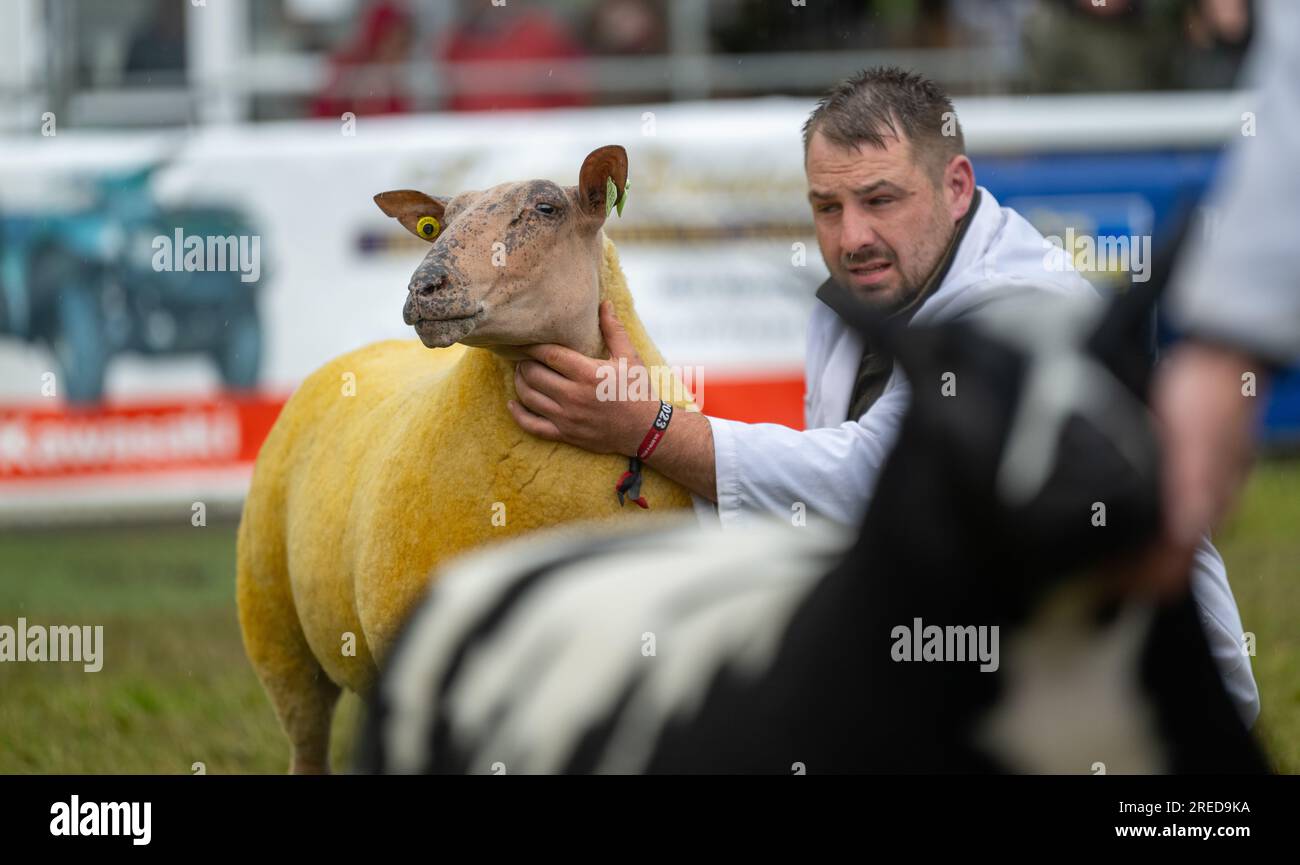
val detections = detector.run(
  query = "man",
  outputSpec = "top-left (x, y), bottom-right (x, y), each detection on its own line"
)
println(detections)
top-left (1149, 0), bottom-right (1299, 595)
top-left (507, 67), bottom-right (1259, 723)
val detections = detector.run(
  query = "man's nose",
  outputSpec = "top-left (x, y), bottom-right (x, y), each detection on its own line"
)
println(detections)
top-left (839, 206), bottom-right (880, 255)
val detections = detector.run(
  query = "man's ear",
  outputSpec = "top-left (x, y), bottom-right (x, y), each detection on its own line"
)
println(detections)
top-left (577, 145), bottom-right (628, 225)
top-left (944, 155), bottom-right (976, 221)
top-left (374, 190), bottom-right (448, 242)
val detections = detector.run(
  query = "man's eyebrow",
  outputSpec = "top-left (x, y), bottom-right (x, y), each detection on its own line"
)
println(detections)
top-left (807, 180), bottom-right (906, 200)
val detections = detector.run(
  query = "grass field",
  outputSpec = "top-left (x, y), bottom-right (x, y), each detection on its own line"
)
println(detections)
top-left (1, 460), bottom-right (1296, 774)
top-left (0, 521), bottom-right (363, 773)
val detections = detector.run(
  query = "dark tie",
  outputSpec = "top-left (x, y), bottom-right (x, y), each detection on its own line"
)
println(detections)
top-left (846, 339), bottom-right (893, 421)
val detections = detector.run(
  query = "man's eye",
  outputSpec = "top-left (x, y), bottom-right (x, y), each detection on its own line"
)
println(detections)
top-left (868, 197), bottom-right (894, 207)
top-left (535, 202), bottom-right (559, 215)
top-left (815, 204), bottom-right (840, 215)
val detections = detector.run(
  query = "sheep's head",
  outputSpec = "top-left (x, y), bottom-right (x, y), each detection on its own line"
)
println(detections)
top-left (374, 145), bottom-right (629, 357)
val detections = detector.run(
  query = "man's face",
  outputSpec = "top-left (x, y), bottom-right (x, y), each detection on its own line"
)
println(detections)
top-left (806, 129), bottom-right (959, 312)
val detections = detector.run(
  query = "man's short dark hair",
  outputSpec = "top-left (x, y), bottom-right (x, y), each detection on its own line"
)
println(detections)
top-left (803, 67), bottom-right (966, 183)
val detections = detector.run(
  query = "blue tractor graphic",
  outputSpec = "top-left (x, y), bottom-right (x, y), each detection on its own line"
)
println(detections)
top-left (0, 162), bottom-right (263, 403)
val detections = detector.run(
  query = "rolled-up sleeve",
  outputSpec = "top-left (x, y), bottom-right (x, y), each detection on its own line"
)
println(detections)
top-left (703, 377), bottom-right (910, 529)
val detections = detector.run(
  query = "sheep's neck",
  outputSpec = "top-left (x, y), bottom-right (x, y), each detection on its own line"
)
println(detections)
top-left (483, 320), bottom-right (606, 363)
top-left (478, 256), bottom-right (641, 370)
top-left (474, 299), bottom-right (656, 402)
top-left (487, 268), bottom-right (609, 361)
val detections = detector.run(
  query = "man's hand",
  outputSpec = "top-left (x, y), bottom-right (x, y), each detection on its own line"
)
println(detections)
top-left (507, 300), bottom-right (719, 502)
top-left (508, 300), bottom-right (661, 455)
top-left (1143, 340), bottom-right (1265, 595)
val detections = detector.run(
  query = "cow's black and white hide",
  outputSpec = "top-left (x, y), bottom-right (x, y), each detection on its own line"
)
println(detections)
top-left (356, 282), bottom-right (1270, 774)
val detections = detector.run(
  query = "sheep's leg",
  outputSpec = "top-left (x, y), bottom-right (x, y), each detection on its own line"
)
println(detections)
top-left (237, 492), bottom-right (342, 774)
top-left (240, 595), bottom-right (343, 774)
top-left (284, 671), bottom-right (342, 775)
top-left (239, 596), bottom-right (342, 772)
top-left (239, 564), bottom-right (342, 773)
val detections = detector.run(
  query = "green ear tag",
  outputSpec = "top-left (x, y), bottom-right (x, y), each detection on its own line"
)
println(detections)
top-left (615, 178), bottom-right (629, 217)
top-left (605, 177), bottom-right (618, 218)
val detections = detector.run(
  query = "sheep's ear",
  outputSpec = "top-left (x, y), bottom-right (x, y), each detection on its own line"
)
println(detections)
top-left (577, 145), bottom-right (628, 224)
top-left (374, 190), bottom-right (447, 243)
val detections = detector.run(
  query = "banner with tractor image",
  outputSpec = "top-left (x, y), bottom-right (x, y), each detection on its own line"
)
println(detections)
top-left (0, 96), bottom-right (1295, 519)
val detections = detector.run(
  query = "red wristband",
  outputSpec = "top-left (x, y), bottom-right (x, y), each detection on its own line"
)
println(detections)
top-left (635, 401), bottom-right (673, 461)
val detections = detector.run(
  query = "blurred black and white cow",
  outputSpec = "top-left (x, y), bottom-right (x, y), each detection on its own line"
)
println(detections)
top-left (356, 280), bottom-right (1269, 774)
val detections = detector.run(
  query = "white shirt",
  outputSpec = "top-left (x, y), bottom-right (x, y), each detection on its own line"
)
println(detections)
top-left (1170, 0), bottom-right (1300, 364)
top-left (693, 186), bottom-right (1260, 724)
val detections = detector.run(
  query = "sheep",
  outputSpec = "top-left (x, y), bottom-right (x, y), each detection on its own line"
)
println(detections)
top-left (356, 277), bottom-right (1269, 774)
top-left (236, 146), bottom-right (695, 774)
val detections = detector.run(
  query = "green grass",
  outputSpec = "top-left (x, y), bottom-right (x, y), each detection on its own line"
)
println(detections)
top-left (0, 523), bottom-right (361, 774)
top-left (0, 460), bottom-right (1296, 774)
top-left (1212, 458), bottom-right (1300, 773)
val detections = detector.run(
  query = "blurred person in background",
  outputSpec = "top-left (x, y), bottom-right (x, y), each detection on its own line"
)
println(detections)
top-left (1150, 0), bottom-right (1298, 592)
top-left (311, 0), bottom-right (413, 119)
top-left (125, 0), bottom-right (187, 79)
top-left (585, 0), bottom-right (666, 54)
top-left (1023, 0), bottom-right (1180, 91)
top-left (1177, 0), bottom-right (1253, 89)
top-left (1024, 0), bottom-right (1253, 92)
top-left (583, 0), bottom-right (668, 103)
top-left (437, 0), bottom-right (590, 111)
top-left (948, 0), bottom-right (1035, 60)
top-left (712, 0), bottom-right (951, 54)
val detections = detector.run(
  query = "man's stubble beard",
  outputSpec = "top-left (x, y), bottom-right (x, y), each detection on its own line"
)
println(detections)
top-left (840, 197), bottom-right (956, 316)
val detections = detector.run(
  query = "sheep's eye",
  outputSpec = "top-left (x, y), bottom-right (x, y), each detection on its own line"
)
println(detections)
top-left (535, 202), bottom-right (558, 216)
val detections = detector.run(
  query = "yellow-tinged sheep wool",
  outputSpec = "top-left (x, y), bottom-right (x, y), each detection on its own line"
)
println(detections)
top-left (236, 235), bottom-right (693, 714)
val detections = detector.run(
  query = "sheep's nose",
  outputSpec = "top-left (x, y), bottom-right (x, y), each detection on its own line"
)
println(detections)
top-left (410, 269), bottom-right (448, 300)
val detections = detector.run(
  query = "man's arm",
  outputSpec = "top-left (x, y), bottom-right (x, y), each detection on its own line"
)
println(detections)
top-left (703, 386), bottom-right (908, 526)
top-left (507, 300), bottom-right (906, 523)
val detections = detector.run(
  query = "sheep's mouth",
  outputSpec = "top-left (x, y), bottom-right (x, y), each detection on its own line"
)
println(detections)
top-left (413, 313), bottom-right (480, 348)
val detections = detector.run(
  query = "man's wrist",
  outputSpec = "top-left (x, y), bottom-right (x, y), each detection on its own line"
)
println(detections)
top-left (641, 409), bottom-right (718, 503)
top-left (623, 398), bottom-right (667, 456)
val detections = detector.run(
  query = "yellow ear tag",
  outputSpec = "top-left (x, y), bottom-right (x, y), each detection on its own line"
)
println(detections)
top-left (416, 216), bottom-right (441, 238)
